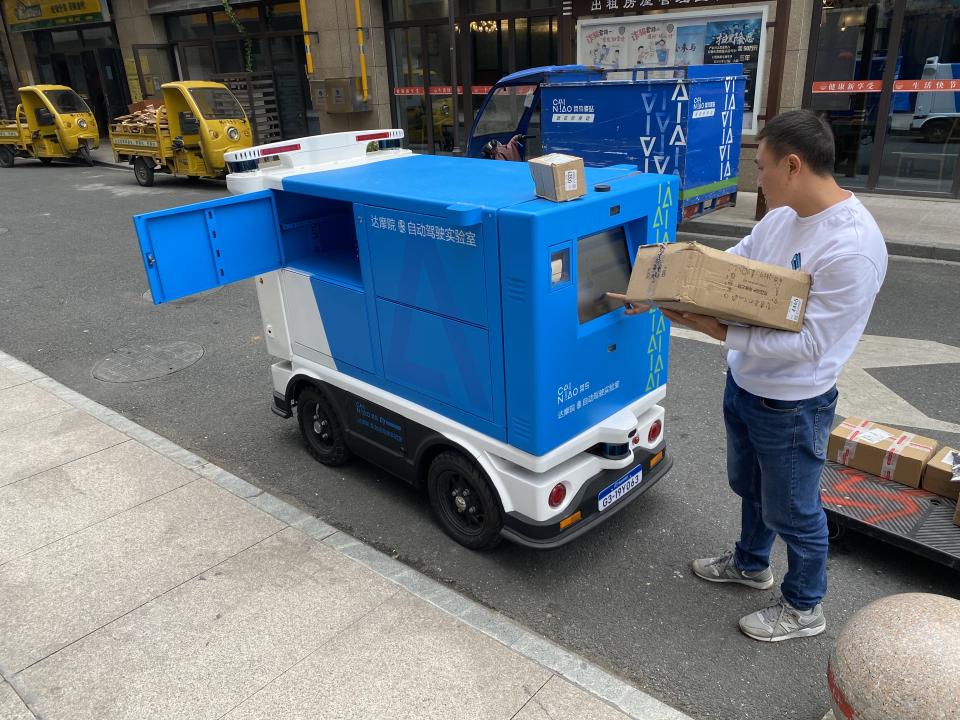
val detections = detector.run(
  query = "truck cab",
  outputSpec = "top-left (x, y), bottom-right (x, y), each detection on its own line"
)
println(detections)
top-left (910, 56), bottom-right (960, 142)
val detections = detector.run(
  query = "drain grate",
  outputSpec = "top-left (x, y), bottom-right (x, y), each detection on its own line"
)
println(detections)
top-left (93, 341), bottom-right (204, 382)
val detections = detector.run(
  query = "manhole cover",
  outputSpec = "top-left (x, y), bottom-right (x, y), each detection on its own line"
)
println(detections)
top-left (93, 341), bottom-right (204, 382)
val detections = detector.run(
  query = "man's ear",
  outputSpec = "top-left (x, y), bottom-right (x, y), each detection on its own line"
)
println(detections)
top-left (786, 153), bottom-right (803, 177)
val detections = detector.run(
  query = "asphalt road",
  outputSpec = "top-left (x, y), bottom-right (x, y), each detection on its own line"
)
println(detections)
top-left (2, 161), bottom-right (959, 720)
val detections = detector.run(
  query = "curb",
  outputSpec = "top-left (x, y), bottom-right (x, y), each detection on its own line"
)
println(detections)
top-left (0, 349), bottom-right (694, 720)
top-left (679, 224), bottom-right (960, 264)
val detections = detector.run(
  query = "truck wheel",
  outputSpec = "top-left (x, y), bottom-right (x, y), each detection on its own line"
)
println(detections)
top-left (78, 144), bottom-right (93, 166)
top-left (0, 146), bottom-right (13, 168)
top-left (297, 385), bottom-right (351, 466)
top-left (427, 451), bottom-right (503, 550)
top-left (39, 157), bottom-right (52, 165)
top-left (133, 157), bottom-right (155, 187)
top-left (922, 119), bottom-right (953, 143)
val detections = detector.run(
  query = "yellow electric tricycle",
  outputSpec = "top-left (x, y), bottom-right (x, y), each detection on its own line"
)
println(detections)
top-left (110, 81), bottom-right (253, 186)
top-left (0, 85), bottom-right (99, 168)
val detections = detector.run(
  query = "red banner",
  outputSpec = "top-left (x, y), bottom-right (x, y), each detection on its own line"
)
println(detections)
top-left (812, 79), bottom-right (960, 93)
top-left (393, 86), bottom-right (495, 96)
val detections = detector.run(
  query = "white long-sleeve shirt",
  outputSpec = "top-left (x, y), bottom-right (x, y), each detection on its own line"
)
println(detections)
top-left (724, 193), bottom-right (887, 401)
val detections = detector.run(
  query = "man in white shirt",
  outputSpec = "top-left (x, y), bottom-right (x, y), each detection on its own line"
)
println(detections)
top-left (629, 110), bottom-right (888, 641)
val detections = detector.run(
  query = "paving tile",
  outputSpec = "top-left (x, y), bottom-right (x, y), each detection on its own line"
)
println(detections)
top-left (0, 410), bottom-right (128, 488)
top-left (0, 383), bottom-right (73, 433)
top-left (223, 591), bottom-right (553, 720)
top-left (0, 366), bottom-right (30, 391)
top-left (0, 441), bottom-right (196, 565)
top-left (15, 528), bottom-right (398, 720)
top-left (513, 676), bottom-right (633, 720)
top-left (0, 678), bottom-right (34, 720)
top-left (0, 479), bottom-right (284, 673)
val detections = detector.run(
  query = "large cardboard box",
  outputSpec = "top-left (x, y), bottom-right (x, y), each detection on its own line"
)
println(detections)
top-left (620, 242), bottom-right (811, 332)
top-left (921, 446), bottom-right (960, 501)
top-left (528, 154), bottom-right (586, 202)
top-left (827, 417), bottom-right (939, 488)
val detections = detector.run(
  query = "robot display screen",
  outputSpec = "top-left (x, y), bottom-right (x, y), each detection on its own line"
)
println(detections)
top-left (577, 226), bottom-right (632, 324)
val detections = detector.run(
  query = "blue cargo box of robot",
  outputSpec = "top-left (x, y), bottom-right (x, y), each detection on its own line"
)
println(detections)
top-left (134, 151), bottom-right (677, 548)
top-left (541, 65), bottom-right (745, 221)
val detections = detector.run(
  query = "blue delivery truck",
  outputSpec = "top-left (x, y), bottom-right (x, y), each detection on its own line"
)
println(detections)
top-left (467, 64), bottom-right (746, 222)
top-left (135, 130), bottom-right (676, 550)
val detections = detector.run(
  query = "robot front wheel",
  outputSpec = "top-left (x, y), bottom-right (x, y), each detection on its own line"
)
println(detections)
top-left (427, 451), bottom-right (503, 551)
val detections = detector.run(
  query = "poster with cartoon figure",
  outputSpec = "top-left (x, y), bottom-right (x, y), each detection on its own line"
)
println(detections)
top-left (578, 9), bottom-right (766, 133)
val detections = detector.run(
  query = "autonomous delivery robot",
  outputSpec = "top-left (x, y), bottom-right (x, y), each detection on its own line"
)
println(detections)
top-left (134, 129), bottom-right (677, 549)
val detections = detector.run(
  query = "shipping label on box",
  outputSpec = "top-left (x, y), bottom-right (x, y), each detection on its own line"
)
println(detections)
top-left (827, 417), bottom-right (939, 488)
top-left (622, 242), bottom-right (811, 332)
top-left (921, 446), bottom-right (960, 501)
top-left (528, 153), bottom-right (586, 202)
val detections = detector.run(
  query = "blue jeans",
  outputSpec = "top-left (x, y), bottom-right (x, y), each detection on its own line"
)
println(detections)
top-left (724, 373), bottom-right (838, 610)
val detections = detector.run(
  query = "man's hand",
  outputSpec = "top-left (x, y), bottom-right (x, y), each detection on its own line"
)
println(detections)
top-left (606, 292), bottom-right (650, 316)
top-left (661, 308), bottom-right (728, 342)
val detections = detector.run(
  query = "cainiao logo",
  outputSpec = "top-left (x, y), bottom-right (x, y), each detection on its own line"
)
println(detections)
top-left (691, 97), bottom-right (716, 119)
top-left (552, 98), bottom-right (595, 123)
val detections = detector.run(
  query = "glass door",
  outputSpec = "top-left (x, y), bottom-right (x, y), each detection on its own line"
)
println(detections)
top-left (178, 42), bottom-right (217, 80)
top-left (391, 26), bottom-right (430, 152)
top-left (809, 0), bottom-right (895, 189)
top-left (875, 0), bottom-right (960, 194)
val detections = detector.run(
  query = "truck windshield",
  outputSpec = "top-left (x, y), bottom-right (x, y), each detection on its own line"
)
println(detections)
top-left (474, 85), bottom-right (537, 136)
top-left (44, 90), bottom-right (91, 114)
top-left (188, 88), bottom-right (245, 120)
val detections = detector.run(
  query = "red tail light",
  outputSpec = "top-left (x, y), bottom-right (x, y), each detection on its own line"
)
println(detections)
top-left (648, 420), bottom-right (662, 444)
top-left (548, 483), bottom-right (566, 508)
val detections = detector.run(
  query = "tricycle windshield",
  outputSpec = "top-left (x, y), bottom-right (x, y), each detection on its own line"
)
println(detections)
top-left (473, 85), bottom-right (537, 136)
top-left (45, 89), bottom-right (91, 114)
top-left (188, 88), bottom-right (245, 120)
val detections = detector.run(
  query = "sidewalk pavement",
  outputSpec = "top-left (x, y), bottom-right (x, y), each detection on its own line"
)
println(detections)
top-left (681, 191), bottom-right (960, 263)
top-left (0, 350), bottom-right (691, 720)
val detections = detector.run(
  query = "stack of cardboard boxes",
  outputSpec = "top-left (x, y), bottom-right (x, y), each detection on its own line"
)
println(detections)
top-left (828, 418), bottom-right (960, 525)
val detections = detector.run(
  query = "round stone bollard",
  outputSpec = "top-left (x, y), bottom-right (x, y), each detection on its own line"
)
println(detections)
top-left (828, 593), bottom-right (960, 719)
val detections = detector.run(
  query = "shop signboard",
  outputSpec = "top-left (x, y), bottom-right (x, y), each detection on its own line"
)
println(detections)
top-left (3, 0), bottom-right (109, 32)
top-left (577, 6), bottom-right (767, 132)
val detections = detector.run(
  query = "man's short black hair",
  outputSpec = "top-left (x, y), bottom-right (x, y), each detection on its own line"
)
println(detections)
top-left (757, 110), bottom-right (835, 176)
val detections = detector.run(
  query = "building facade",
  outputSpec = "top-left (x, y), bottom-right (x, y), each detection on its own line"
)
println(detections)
top-left (2, 0), bottom-right (958, 196)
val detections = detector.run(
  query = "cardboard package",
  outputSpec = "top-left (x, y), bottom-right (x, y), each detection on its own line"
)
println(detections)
top-left (528, 154), bottom-right (586, 202)
top-left (921, 446), bottom-right (960, 501)
top-left (827, 417), bottom-right (939, 488)
top-left (620, 242), bottom-right (811, 332)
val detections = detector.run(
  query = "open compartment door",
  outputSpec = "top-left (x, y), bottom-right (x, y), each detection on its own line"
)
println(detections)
top-left (134, 190), bottom-right (283, 303)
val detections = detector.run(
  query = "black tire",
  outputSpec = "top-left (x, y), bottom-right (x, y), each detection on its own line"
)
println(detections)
top-left (78, 144), bottom-right (93, 166)
top-left (297, 385), bottom-right (351, 466)
top-left (133, 157), bottom-right (155, 187)
top-left (427, 451), bottom-right (503, 550)
top-left (39, 157), bottom-right (52, 165)
top-left (0, 146), bottom-right (13, 168)
top-left (922, 119), bottom-right (953, 143)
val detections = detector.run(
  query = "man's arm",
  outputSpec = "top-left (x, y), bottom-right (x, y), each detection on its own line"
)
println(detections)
top-left (723, 253), bottom-right (883, 361)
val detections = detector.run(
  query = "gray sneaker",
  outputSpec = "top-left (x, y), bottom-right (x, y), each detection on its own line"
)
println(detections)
top-left (739, 599), bottom-right (826, 642)
top-left (691, 550), bottom-right (774, 589)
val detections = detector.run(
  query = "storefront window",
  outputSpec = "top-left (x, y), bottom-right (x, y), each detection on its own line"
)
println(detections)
top-left (390, 0), bottom-right (449, 22)
top-left (810, 0), bottom-right (893, 188)
top-left (876, 0), bottom-right (960, 193)
top-left (166, 13), bottom-right (211, 40)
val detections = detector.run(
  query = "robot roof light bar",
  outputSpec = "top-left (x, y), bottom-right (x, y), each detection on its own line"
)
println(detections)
top-left (224, 129), bottom-right (409, 194)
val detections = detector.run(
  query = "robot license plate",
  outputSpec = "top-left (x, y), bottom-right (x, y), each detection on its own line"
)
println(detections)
top-left (597, 465), bottom-right (643, 512)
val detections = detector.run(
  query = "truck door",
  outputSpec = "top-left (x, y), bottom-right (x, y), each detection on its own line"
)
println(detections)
top-left (135, 190), bottom-right (283, 303)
